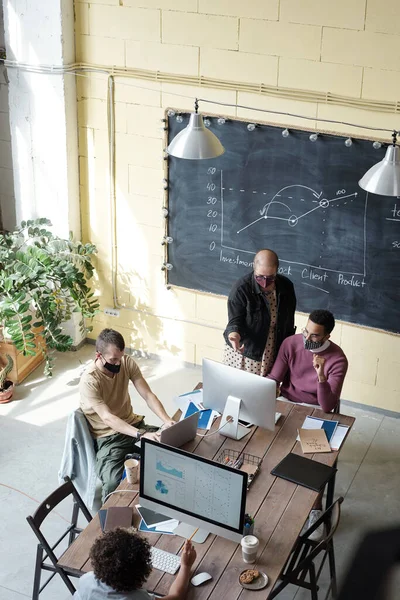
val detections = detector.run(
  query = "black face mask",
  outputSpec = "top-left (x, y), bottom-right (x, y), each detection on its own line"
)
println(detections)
top-left (303, 338), bottom-right (325, 351)
top-left (101, 357), bottom-right (121, 374)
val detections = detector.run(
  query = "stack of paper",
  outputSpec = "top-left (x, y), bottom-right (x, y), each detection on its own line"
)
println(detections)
top-left (297, 416), bottom-right (349, 451)
top-left (175, 389), bottom-right (220, 430)
top-left (136, 505), bottom-right (179, 535)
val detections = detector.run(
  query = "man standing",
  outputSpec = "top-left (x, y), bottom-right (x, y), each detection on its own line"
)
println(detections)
top-left (268, 309), bottom-right (348, 413)
top-left (223, 249), bottom-right (296, 376)
top-left (80, 328), bottom-right (175, 501)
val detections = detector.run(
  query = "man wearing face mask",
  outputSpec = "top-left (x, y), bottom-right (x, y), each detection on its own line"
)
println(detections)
top-left (223, 249), bottom-right (296, 376)
top-left (79, 328), bottom-right (175, 501)
top-left (268, 309), bottom-right (348, 413)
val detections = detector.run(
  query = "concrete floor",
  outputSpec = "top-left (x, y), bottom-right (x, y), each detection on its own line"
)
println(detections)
top-left (0, 344), bottom-right (399, 600)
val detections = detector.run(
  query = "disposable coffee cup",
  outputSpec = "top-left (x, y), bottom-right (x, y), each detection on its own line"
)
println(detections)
top-left (240, 535), bottom-right (259, 564)
top-left (124, 458), bottom-right (139, 484)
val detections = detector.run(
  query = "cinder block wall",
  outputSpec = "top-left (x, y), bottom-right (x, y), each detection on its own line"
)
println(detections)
top-left (75, 0), bottom-right (400, 412)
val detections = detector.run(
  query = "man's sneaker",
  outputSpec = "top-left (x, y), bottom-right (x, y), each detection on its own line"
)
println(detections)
top-left (302, 509), bottom-right (325, 542)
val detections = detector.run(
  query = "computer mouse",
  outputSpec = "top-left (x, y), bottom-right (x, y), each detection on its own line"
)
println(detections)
top-left (191, 572), bottom-right (213, 586)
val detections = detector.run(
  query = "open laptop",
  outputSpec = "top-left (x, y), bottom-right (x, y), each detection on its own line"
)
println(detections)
top-left (135, 411), bottom-right (200, 449)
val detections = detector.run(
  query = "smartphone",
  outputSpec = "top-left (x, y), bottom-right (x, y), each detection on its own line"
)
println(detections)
top-left (238, 419), bottom-right (254, 428)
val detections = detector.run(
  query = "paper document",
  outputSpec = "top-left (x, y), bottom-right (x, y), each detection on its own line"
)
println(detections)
top-left (138, 519), bottom-right (176, 535)
top-left (299, 428), bottom-right (331, 453)
top-left (329, 424), bottom-right (349, 451)
top-left (296, 416), bottom-right (338, 444)
top-left (175, 389), bottom-right (219, 430)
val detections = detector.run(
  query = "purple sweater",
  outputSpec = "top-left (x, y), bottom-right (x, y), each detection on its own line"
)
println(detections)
top-left (268, 334), bottom-right (348, 413)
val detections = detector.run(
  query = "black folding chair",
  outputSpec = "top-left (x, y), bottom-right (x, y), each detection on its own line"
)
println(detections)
top-left (26, 476), bottom-right (92, 599)
top-left (271, 497), bottom-right (344, 600)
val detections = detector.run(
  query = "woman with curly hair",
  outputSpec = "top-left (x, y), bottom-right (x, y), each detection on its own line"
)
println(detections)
top-left (73, 528), bottom-right (196, 600)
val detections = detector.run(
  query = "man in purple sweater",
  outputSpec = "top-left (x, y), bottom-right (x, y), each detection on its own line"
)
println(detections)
top-left (268, 309), bottom-right (348, 413)
top-left (268, 309), bottom-right (348, 540)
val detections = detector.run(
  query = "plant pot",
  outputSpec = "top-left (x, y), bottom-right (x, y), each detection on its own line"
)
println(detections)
top-left (0, 380), bottom-right (14, 404)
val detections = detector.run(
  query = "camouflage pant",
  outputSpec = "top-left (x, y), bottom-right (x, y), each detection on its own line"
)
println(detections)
top-left (94, 419), bottom-right (158, 502)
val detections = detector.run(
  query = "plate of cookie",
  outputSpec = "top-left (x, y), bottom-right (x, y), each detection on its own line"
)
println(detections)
top-left (239, 569), bottom-right (269, 590)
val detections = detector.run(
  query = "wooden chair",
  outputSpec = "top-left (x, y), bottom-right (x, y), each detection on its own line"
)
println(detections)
top-left (26, 476), bottom-right (92, 599)
top-left (271, 497), bottom-right (344, 600)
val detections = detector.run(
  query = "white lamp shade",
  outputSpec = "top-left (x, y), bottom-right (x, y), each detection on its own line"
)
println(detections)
top-left (358, 144), bottom-right (400, 196)
top-left (167, 113), bottom-right (225, 160)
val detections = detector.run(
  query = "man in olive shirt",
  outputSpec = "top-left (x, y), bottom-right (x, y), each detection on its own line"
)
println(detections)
top-left (80, 328), bottom-right (175, 501)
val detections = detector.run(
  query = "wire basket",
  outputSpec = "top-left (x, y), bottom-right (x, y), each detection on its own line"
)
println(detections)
top-left (215, 449), bottom-right (263, 489)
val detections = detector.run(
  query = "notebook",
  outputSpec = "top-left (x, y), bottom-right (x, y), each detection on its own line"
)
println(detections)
top-left (104, 506), bottom-right (133, 532)
top-left (271, 452), bottom-right (337, 492)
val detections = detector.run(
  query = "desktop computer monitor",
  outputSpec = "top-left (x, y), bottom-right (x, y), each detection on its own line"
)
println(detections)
top-left (139, 438), bottom-right (247, 543)
top-left (202, 358), bottom-right (277, 440)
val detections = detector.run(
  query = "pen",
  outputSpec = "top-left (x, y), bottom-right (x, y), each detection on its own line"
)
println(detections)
top-left (187, 527), bottom-right (199, 542)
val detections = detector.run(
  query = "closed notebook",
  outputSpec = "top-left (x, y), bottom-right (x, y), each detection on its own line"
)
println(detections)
top-left (271, 452), bottom-right (337, 492)
top-left (104, 506), bottom-right (133, 532)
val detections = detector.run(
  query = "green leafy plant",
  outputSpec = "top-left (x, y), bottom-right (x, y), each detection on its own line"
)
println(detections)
top-left (0, 218), bottom-right (99, 376)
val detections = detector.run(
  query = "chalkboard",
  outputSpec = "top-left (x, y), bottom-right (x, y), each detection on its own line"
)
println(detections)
top-left (167, 114), bottom-right (400, 334)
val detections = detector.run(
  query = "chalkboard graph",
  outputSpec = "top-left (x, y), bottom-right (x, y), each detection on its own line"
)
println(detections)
top-left (166, 115), bottom-right (400, 334)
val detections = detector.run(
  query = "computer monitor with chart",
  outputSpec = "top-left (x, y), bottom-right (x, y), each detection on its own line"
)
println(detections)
top-left (202, 358), bottom-right (277, 440)
top-left (139, 438), bottom-right (247, 543)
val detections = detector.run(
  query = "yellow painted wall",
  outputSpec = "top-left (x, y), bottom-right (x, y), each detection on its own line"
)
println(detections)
top-left (75, 0), bottom-right (400, 413)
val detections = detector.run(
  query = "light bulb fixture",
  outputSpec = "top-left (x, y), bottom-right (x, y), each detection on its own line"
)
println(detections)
top-left (176, 114), bottom-right (183, 123)
top-left (203, 118), bottom-right (211, 127)
top-left (282, 128), bottom-right (290, 138)
top-left (359, 131), bottom-right (400, 196)
top-left (162, 262), bottom-right (173, 271)
top-left (309, 133), bottom-right (319, 142)
top-left (162, 207), bottom-right (169, 217)
top-left (345, 137), bottom-right (353, 147)
top-left (167, 109), bottom-right (175, 117)
top-left (162, 178), bottom-right (168, 190)
top-left (166, 99), bottom-right (225, 160)
top-left (162, 236), bottom-right (173, 245)
top-left (247, 123), bottom-right (256, 132)
top-left (217, 117), bottom-right (226, 125)
top-left (373, 141), bottom-right (382, 150)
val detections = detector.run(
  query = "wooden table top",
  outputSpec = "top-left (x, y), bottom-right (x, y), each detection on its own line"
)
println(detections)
top-left (59, 400), bottom-right (355, 599)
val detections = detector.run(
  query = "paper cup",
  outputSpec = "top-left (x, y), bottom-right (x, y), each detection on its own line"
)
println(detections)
top-left (240, 535), bottom-right (259, 564)
top-left (124, 458), bottom-right (139, 484)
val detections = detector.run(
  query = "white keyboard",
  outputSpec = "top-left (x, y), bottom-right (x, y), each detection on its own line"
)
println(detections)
top-left (150, 547), bottom-right (181, 575)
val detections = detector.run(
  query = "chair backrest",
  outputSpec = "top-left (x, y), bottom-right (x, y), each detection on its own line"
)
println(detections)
top-left (298, 497), bottom-right (344, 559)
top-left (28, 477), bottom-right (92, 530)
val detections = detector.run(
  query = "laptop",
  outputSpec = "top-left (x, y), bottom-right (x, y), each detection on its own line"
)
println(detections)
top-left (135, 412), bottom-right (199, 449)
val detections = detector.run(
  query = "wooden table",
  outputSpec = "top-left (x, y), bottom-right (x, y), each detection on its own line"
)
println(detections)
top-left (59, 400), bottom-right (354, 599)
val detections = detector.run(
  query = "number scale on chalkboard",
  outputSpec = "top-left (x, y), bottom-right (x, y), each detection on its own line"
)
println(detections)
top-left (166, 114), bottom-right (400, 334)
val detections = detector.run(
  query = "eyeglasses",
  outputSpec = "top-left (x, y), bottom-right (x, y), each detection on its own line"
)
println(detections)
top-left (255, 274), bottom-right (276, 283)
top-left (301, 327), bottom-right (324, 341)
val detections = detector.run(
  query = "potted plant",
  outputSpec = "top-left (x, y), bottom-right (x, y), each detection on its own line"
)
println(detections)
top-left (0, 218), bottom-right (99, 379)
top-left (0, 354), bottom-right (14, 403)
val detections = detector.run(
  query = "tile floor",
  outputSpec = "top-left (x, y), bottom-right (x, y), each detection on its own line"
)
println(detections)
top-left (0, 344), bottom-right (399, 599)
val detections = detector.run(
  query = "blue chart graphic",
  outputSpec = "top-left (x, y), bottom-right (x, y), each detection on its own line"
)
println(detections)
top-left (155, 480), bottom-right (168, 494)
top-left (156, 460), bottom-right (183, 479)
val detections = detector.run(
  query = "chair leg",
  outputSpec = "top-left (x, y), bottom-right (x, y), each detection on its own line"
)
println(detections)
top-left (56, 567), bottom-right (77, 595)
top-left (68, 502), bottom-right (80, 546)
top-left (309, 563), bottom-right (319, 600)
top-left (32, 545), bottom-right (43, 600)
top-left (328, 544), bottom-right (338, 599)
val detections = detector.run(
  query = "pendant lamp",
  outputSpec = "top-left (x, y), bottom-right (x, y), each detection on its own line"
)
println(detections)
top-left (359, 131), bottom-right (400, 196)
top-left (167, 99), bottom-right (225, 160)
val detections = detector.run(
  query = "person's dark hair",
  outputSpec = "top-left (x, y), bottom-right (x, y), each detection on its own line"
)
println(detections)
top-left (309, 309), bottom-right (335, 334)
top-left (90, 528), bottom-right (152, 592)
top-left (95, 328), bottom-right (125, 354)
